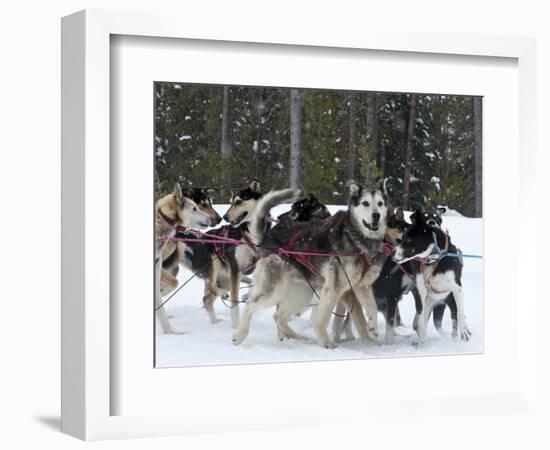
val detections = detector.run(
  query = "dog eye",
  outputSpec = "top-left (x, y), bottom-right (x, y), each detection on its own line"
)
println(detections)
top-left (235, 200), bottom-right (242, 206)
top-left (193, 207), bottom-right (197, 211)
top-left (378, 201), bottom-right (383, 207)
top-left (362, 201), bottom-right (370, 207)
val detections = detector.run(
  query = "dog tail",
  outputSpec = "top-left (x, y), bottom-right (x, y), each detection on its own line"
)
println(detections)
top-left (249, 188), bottom-right (302, 245)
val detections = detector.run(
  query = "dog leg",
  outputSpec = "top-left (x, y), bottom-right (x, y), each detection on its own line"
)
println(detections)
top-left (412, 277), bottom-right (428, 345)
top-left (445, 294), bottom-right (459, 337)
top-left (394, 304), bottom-right (404, 327)
top-left (331, 301), bottom-right (346, 344)
top-left (432, 303), bottom-right (446, 335)
top-left (384, 296), bottom-right (398, 345)
top-left (308, 300), bottom-right (319, 326)
top-left (343, 313), bottom-right (355, 341)
top-left (274, 309), bottom-right (305, 341)
top-left (314, 282), bottom-right (340, 349)
top-left (354, 286), bottom-right (379, 339)
top-left (232, 292), bottom-right (278, 345)
top-left (341, 292), bottom-right (373, 345)
top-left (229, 266), bottom-right (241, 329)
top-left (451, 284), bottom-right (471, 341)
top-left (155, 261), bottom-right (180, 334)
top-left (202, 289), bottom-right (221, 324)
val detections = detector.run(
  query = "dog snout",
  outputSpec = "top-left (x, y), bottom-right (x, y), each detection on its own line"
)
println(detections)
top-left (372, 212), bottom-right (380, 223)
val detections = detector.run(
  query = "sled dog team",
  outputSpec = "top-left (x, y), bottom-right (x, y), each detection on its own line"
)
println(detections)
top-left (155, 179), bottom-right (471, 348)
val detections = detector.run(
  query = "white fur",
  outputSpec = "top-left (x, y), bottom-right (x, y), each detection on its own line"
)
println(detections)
top-left (414, 266), bottom-right (470, 344)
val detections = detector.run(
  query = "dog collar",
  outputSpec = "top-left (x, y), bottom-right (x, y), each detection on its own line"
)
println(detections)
top-left (157, 208), bottom-right (189, 233)
top-left (428, 229), bottom-right (449, 262)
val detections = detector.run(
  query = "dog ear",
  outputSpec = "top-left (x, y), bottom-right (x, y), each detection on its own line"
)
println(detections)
top-left (249, 179), bottom-right (261, 193)
top-left (410, 209), bottom-right (424, 225)
top-left (345, 180), bottom-right (361, 198)
top-left (306, 193), bottom-right (316, 202)
top-left (182, 186), bottom-right (195, 199)
top-left (436, 206), bottom-right (447, 217)
top-left (173, 183), bottom-right (184, 204)
top-left (377, 178), bottom-right (389, 196)
top-left (395, 207), bottom-right (405, 221)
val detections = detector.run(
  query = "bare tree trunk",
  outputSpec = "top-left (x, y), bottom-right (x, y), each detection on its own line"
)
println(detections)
top-left (473, 96), bottom-right (483, 217)
top-left (220, 86), bottom-right (230, 196)
top-left (402, 94), bottom-right (417, 209)
top-left (289, 88), bottom-right (302, 189)
top-left (346, 92), bottom-right (357, 182)
top-left (366, 92), bottom-right (379, 181)
top-left (441, 101), bottom-right (450, 197)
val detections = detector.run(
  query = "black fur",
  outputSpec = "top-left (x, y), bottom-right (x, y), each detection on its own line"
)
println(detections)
top-left (230, 186), bottom-right (262, 202)
top-left (262, 211), bottom-right (384, 280)
top-left (372, 213), bottom-right (416, 329)
top-left (277, 193), bottom-right (331, 223)
top-left (397, 210), bottom-right (463, 334)
top-left (183, 186), bottom-right (213, 205)
top-left (167, 224), bottom-right (245, 279)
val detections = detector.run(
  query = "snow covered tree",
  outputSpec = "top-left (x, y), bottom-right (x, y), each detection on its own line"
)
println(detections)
top-left (155, 83), bottom-right (482, 216)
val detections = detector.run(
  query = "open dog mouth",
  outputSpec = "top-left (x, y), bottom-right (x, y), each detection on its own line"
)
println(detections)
top-left (363, 219), bottom-right (380, 232)
top-left (231, 211), bottom-right (248, 225)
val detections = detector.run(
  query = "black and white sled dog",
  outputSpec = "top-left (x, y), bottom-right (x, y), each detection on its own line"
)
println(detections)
top-left (414, 207), bottom-right (461, 334)
top-left (423, 206), bottom-right (447, 228)
top-left (392, 210), bottom-right (471, 344)
top-left (232, 180), bottom-right (388, 349)
top-left (276, 193), bottom-right (331, 224)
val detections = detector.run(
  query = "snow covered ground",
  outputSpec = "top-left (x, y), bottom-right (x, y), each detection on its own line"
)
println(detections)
top-left (155, 204), bottom-right (483, 367)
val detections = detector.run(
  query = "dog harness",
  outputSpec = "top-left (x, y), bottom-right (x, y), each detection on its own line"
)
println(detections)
top-left (419, 230), bottom-right (450, 295)
top-left (275, 228), bottom-right (375, 278)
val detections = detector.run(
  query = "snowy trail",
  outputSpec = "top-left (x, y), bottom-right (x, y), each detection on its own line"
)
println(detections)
top-left (156, 205), bottom-right (483, 367)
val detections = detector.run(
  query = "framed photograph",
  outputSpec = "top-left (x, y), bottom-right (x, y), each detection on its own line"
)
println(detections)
top-left (152, 81), bottom-right (484, 368)
top-left (61, 9), bottom-right (537, 440)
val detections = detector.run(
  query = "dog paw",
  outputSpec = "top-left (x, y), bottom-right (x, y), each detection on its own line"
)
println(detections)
top-left (211, 318), bottom-right (223, 324)
top-left (461, 327), bottom-right (472, 341)
top-left (317, 337), bottom-right (337, 349)
top-left (232, 330), bottom-right (247, 345)
top-left (163, 329), bottom-right (187, 335)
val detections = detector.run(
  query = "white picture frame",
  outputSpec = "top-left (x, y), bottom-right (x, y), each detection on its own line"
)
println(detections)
top-left (61, 9), bottom-right (538, 441)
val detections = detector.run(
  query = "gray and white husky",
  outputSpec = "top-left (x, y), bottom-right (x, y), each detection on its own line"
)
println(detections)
top-left (232, 180), bottom-right (389, 349)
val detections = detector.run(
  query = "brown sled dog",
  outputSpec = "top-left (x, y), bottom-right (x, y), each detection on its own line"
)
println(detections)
top-left (162, 180), bottom-right (264, 328)
top-left (155, 183), bottom-right (213, 334)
